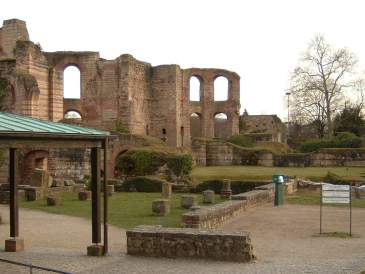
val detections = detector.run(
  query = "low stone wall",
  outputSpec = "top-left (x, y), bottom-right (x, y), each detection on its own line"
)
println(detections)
top-left (192, 140), bottom-right (365, 167)
top-left (127, 225), bottom-right (255, 262)
top-left (182, 184), bottom-right (274, 229)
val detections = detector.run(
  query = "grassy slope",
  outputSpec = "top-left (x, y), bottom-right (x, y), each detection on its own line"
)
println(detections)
top-left (20, 192), bottom-right (223, 229)
top-left (191, 166), bottom-right (365, 182)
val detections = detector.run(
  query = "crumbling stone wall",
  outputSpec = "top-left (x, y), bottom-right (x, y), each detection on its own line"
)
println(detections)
top-left (182, 184), bottom-right (274, 229)
top-left (127, 225), bottom-right (255, 262)
top-left (0, 19), bottom-right (240, 148)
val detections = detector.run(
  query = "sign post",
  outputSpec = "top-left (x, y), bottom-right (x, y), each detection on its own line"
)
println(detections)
top-left (320, 184), bottom-right (352, 236)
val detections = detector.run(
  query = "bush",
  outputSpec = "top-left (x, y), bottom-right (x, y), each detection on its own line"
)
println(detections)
top-left (166, 154), bottom-right (193, 176)
top-left (122, 176), bottom-right (165, 192)
top-left (117, 149), bottom-right (193, 176)
top-left (227, 135), bottom-right (254, 147)
top-left (299, 132), bottom-right (362, 153)
top-left (323, 171), bottom-right (347, 184)
top-left (193, 180), bottom-right (269, 194)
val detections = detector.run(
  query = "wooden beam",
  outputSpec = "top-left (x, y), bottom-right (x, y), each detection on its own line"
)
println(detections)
top-left (91, 147), bottom-right (101, 244)
top-left (9, 148), bottom-right (19, 238)
top-left (0, 139), bottom-right (103, 149)
top-left (103, 138), bottom-right (109, 254)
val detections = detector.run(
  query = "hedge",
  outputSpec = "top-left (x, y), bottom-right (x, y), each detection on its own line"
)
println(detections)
top-left (192, 180), bottom-right (270, 194)
top-left (121, 176), bottom-right (166, 192)
top-left (300, 132), bottom-right (362, 153)
top-left (117, 149), bottom-right (193, 176)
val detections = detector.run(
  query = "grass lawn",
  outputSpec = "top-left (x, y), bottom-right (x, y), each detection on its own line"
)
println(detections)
top-left (286, 189), bottom-right (365, 208)
top-left (191, 166), bottom-right (365, 182)
top-left (20, 192), bottom-right (223, 229)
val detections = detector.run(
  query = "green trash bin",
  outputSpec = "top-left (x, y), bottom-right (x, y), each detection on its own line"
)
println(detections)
top-left (272, 174), bottom-right (285, 206)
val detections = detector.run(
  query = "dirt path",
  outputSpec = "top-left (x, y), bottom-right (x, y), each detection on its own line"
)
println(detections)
top-left (0, 204), bottom-right (364, 274)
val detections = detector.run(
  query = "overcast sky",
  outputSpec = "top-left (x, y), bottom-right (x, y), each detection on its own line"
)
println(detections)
top-left (3, 0), bottom-right (365, 121)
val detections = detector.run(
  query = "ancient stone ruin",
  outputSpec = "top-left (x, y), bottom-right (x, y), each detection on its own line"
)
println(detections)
top-left (0, 18), bottom-right (240, 184)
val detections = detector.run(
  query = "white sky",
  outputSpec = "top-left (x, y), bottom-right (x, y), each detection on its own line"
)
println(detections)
top-left (3, 0), bottom-right (365, 120)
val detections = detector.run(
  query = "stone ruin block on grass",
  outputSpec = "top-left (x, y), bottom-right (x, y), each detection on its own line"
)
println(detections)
top-left (181, 195), bottom-right (197, 209)
top-left (152, 199), bottom-right (170, 216)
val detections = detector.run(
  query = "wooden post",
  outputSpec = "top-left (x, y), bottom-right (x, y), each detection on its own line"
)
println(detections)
top-left (87, 147), bottom-right (103, 256)
top-left (5, 148), bottom-right (24, 252)
top-left (103, 138), bottom-right (109, 255)
top-left (9, 148), bottom-right (18, 238)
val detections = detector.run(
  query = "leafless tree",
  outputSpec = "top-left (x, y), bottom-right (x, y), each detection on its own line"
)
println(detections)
top-left (289, 34), bottom-right (358, 137)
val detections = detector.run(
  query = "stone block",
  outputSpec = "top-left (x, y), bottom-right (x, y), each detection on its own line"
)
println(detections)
top-left (162, 182), bottom-right (172, 199)
top-left (0, 191), bottom-right (10, 204)
top-left (152, 199), bottom-right (170, 216)
top-left (181, 195), bottom-right (197, 209)
top-left (78, 191), bottom-right (91, 201)
top-left (73, 183), bottom-right (86, 192)
top-left (87, 244), bottom-right (104, 256)
top-left (106, 185), bottom-right (114, 196)
top-left (46, 195), bottom-right (60, 206)
top-left (202, 190), bottom-right (215, 203)
top-left (52, 179), bottom-right (64, 187)
top-left (221, 179), bottom-right (232, 199)
top-left (5, 238), bottom-right (24, 252)
top-left (115, 183), bottom-right (124, 192)
top-left (30, 169), bottom-right (49, 188)
top-left (25, 187), bottom-right (43, 201)
top-left (64, 179), bottom-right (75, 186)
top-left (0, 183), bottom-right (10, 191)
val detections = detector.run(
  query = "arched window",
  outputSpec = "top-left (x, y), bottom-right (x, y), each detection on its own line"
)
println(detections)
top-left (64, 65), bottom-right (81, 99)
top-left (189, 76), bottom-right (201, 102)
top-left (214, 113), bottom-right (228, 138)
top-left (64, 110), bottom-right (82, 119)
top-left (214, 76), bottom-right (229, 101)
top-left (190, 113), bottom-right (202, 138)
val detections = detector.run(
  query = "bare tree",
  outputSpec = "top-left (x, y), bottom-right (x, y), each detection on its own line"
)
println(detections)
top-left (289, 34), bottom-right (358, 137)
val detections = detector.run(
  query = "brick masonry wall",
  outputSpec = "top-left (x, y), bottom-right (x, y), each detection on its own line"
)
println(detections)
top-left (127, 225), bottom-right (255, 262)
top-left (182, 184), bottom-right (275, 229)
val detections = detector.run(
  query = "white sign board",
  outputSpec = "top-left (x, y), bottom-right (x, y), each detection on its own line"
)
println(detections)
top-left (322, 184), bottom-right (350, 204)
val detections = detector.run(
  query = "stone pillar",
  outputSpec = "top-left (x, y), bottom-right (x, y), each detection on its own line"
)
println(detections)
top-left (152, 199), bottom-right (170, 216)
top-left (46, 194), bottom-right (60, 206)
top-left (202, 190), bottom-right (215, 203)
top-left (220, 179), bottom-right (232, 199)
top-left (162, 182), bottom-right (172, 199)
top-left (181, 195), bottom-right (197, 209)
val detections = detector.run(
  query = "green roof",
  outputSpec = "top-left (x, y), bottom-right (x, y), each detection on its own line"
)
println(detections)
top-left (0, 112), bottom-right (110, 136)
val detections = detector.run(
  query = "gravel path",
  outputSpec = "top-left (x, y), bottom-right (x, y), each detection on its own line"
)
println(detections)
top-left (0, 204), bottom-right (364, 274)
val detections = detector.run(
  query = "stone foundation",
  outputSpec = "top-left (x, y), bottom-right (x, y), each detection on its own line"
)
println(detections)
top-left (182, 184), bottom-right (275, 229)
top-left (127, 225), bottom-right (255, 262)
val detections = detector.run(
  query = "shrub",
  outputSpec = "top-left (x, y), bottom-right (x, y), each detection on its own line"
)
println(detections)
top-left (299, 132), bottom-right (362, 153)
top-left (166, 154), bottom-right (193, 176)
top-left (227, 134), bottom-right (254, 147)
top-left (193, 180), bottom-right (269, 194)
top-left (323, 171), bottom-right (346, 184)
top-left (117, 149), bottom-right (193, 176)
top-left (122, 176), bottom-right (165, 192)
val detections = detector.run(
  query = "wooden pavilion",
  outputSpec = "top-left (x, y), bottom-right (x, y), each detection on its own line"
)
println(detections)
top-left (0, 112), bottom-right (110, 256)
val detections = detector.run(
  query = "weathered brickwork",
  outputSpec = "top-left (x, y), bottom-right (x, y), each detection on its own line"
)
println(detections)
top-left (193, 139), bottom-right (365, 167)
top-left (182, 184), bottom-right (275, 229)
top-left (127, 225), bottom-right (255, 262)
top-left (0, 19), bottom-right (240, 148)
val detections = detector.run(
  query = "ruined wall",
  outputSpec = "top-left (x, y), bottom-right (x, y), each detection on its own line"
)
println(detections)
top-left (0, 19), bottom-right (29, 58)
top-left (182, 69), bottom-right (240, 147)
top-left (127, 225), bottom-right (255, 262)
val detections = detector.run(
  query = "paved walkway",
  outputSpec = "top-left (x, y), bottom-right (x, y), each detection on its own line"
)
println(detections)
top-left (0, 204), bottom-right (364, 274)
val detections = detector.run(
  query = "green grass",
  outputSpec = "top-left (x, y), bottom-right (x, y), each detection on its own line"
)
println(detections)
top-left (191, 166), bottom-right (365, 182)
top-left (20, 192), bottom-right (223, 229)
top-left (286, 189), bottom-right (365, 208)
